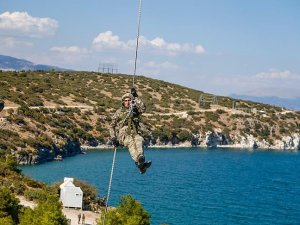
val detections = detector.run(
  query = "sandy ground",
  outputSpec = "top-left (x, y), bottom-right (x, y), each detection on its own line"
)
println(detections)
top-left (17, 196), bottom-right (101, 225)
top-left (18, 196), bottom-right (36, 209)
top-left (63, 208), bottom-right (100, 225)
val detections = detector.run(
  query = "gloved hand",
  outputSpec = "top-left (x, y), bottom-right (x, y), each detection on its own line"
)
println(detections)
top-left (131, 87), bottom-right (138, 98)
top-left (132, 104), bottom-right (139, 116)
top-left (111, 137), bottom-right (119, 147)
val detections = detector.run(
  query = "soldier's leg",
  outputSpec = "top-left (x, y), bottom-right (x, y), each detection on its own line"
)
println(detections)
top-left (123, 134), bottom-right (144, 162)
top-left (124, 134), bottom-right (151, 174)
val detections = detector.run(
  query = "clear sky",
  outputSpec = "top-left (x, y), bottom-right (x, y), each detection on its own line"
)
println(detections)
top-left (1, 0), bottom-right (300, 98)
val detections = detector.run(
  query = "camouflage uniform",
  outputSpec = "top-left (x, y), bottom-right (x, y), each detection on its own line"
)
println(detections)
top-left (109, 94), bottom-right (147, 163)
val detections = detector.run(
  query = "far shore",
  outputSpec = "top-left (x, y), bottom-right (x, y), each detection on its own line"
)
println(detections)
top-left (80, 144), bottom-right (206, 151)
top-left (80, 144), bottom-right (298, 152)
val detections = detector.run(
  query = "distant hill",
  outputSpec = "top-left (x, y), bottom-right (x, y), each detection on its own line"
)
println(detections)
top-left (230, 94), bottom-right (300, 111)
top-left (0, 55), bottom-right (70, 71)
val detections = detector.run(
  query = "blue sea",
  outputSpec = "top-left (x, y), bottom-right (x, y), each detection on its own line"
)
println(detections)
top-left (21, 148), bottom-right (300, 225)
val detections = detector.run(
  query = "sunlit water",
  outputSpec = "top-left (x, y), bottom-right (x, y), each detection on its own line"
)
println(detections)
top-left (21, 148), bottom-right (300, 225)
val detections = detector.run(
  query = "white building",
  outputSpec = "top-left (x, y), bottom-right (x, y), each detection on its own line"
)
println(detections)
top-left (60, 177), bottom-right (83, 209)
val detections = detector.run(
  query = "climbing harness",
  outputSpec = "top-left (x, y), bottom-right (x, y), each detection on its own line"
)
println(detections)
top-left (102, 1), bottom-right (143, 224)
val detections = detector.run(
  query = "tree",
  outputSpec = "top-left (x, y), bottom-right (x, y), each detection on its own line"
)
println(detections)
top-left (19, 194), bottom-right (68, 225)
top-left (0, 216), bottom-right (14, 225)
top-left (5, 155), bottom-right (22, 174)
top-left (177, 130), bottom-right (192, 141)
top-left (0, 188), bottom-right (20, 224)
top-left (98, 194), bottom-right (150, 225)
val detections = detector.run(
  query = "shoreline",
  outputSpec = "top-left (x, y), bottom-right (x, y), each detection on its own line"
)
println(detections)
top-left (81, 144), bottom-right (299, 152)
top-left (19, 143), bottom-right (298, 166)
top-left (21, 143), bottom-right (298, 166)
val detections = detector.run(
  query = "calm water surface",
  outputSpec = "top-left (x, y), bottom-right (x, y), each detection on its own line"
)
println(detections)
top-left (21, 148), bottom-right (300, 225)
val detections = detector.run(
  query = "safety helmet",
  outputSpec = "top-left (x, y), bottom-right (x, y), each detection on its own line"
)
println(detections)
top-left (121, 93), bottom-right (133, 101)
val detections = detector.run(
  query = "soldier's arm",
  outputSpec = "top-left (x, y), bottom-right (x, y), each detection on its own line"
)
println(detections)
top-left (109, 110), bottom-right (119, 138)
top-left (134, 97), bottom-right (146, 114)
top-left (131, 87), bottom-right (146, 114)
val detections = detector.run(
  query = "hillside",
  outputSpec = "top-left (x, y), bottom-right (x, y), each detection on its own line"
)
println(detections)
top-left (0, 55), bottom-right (69, 71)
top-left (0, 70), bottom-right (299, 164)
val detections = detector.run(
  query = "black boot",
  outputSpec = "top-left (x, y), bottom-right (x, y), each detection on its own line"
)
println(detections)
top-left (137, 154), bottom-right (145, 167)
top-left (139, 161), bottom-right (152, 174)
top-left (135, 155), bottom-right (151, 174)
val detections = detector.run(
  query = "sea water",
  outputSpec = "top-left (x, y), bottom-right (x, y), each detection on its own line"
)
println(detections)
top-left (21, 148), bottom-right (300, 225)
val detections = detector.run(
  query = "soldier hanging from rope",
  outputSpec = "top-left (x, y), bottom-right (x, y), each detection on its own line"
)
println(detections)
top-left (109, 87), bottom-right (151, 174)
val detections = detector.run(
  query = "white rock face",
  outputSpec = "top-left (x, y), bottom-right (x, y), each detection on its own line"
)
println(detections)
top-left (198, 131), bottom-right (300, 151)
top-left (149, 131), bottom-right (299, 151)
top-left (279, 134), bottom-right (300, 150)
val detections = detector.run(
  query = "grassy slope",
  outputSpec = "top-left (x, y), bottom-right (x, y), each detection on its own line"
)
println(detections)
top-left (0, 70), bottom-right (299, 158)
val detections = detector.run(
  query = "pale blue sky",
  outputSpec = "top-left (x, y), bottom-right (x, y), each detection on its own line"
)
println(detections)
top-left (1, 0), bottom-right (300, 98)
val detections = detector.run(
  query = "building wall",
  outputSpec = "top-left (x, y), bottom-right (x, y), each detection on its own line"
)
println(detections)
top-left (60, 188), bottom-right (83, 208)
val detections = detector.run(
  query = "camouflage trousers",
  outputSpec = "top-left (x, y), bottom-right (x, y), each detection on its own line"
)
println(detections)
top-left (123, 134), bottom-right (144, 162)
top-left (117, 125), bottom-right (145, 162)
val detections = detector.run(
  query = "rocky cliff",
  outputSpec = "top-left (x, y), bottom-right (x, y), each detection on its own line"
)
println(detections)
top-left (145, 131), bottom-right (300, 151)
top-left (201, 131), bottom-right (300, 150)
top-left (17, 139), bottom-right (82, 164)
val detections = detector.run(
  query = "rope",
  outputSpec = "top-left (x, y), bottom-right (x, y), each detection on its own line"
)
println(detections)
top-left (133, 0), bottom-right (143, 86)
top-left (102, 1), bottom-right (143, 223)
top-left (102, 146), bottom-right (117, 224)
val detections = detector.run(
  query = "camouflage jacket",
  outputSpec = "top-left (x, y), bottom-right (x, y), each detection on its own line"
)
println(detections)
top-left (109, 97), bottom-right (146, 139)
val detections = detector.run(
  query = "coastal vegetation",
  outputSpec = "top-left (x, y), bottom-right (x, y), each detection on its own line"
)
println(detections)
top-left (0, 70), bottom-right (299, 164)
top-left (97, 195), bottom-right (150, 225)
top-left (0, 154), bottom-right (68, 224)
top-left (0, 155), bottom-right (150, 224)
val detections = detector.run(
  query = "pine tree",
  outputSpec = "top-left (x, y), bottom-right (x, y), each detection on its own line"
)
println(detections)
top-left (19, 194), bottom-right (68, 225)
top-left (0, 188), bottom-right (20, 224)
top-left (98, 194), bottom-right (150, 225)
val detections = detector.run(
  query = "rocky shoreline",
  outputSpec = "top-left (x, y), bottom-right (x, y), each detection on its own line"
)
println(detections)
top-left (18, 132), bottom-right (300, 165)
top-left (82, 131), bottom-right (300, 152)
top-left (17, 139), bottom-right (82, 165)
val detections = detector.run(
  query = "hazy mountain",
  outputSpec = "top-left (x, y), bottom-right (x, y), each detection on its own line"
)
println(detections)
top-left (230, 94), bottom-right (300, 111)
top-left (0, 55), bottom-right (70, 71)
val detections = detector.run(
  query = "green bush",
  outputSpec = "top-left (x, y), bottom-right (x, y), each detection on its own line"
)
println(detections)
top-left (0, 188), bottom-right (20, 224)
top-left (205, 111), bottom-right (219, 122)
top-left (0, 216), bottom-right (14, 225)
top-left (98, 194), bottom-right (150, 225)
top-left (177, 130), bottom-right (192, 141)
top-left (24, 177), bottom-right (44, 189)
top-left (19, 193), bottom-right (68, 225)
top-left (24, 189), bottom-right (48, 202)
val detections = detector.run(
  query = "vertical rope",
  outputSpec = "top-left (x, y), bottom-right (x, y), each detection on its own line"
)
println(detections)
top-left (102, 146), bottom-right (117, 224)
top-left (102, 2), bottom-right (143, 224)
top-left (133, 0), bottom-right (143, 87)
